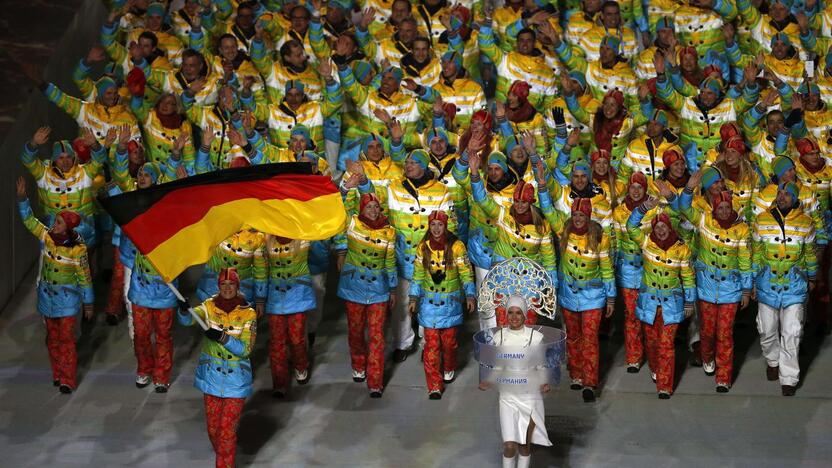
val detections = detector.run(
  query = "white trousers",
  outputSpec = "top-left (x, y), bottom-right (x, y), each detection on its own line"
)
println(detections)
top-left (325, 140), bottom-right (343, 182)
top-left (476, 266), bottom-right (496, 330)
top-left (756, 302), bottom-right (805, 386)
top-left (307, 273), bottom-right (326, 335)
top-left (123, 266), bottom-right (134, 341)
top-left (393, 278), bottom-right (416, 350)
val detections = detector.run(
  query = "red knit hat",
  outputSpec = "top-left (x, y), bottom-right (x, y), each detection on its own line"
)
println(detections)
top-left (604, 89), bottom-right (624, 107)
top-left (360, 193), bottom-right (381, 213)
top-left (218, 267), bottom-right (240, 288)
top-left (471, 109), bottom-right (492, 133)
top-left (711, 190), bottom-right (733, 211)
top-left (662, 148), bottom-right (683, 167)
top-left (428, 210), bottom-right (449, 226)
top-left (720, 122), bottom-right (741, 142)
top-left (590, 149), bottom-right (611, 164)
top-left (513, 180), bottom-right (536, 203)
top-left (723, 135), bottom-right (747, 155)
top-left (796, 137), bottom-right (820, 156)
top-left (71, 138), bottom-right (92, 164)
top-left (126, 67), bottom-right (147, 97)
top-left (571, 198), bottom-right (592, 217)
top-left (651, 212), bottom-right (672, 229)
top-left (629, 171), bottom-right (648, 188)
top-left (509, 80), bottom-right (531, 102)
top-left (58, 211), bottom-right (81, 231)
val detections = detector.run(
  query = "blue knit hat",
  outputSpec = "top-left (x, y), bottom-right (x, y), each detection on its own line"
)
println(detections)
top-left (601, 35), bottom-right (621, 54)
top-left (290, 124), bottom-right (312, 148)
top-left (441, 51), bottom-right (463, 71)
top-left (140, 162), bottom-right (160, 184)
top-left (655, 16), bottom-right (674, 32)
top-left (147, 2), bottom-right (166, 17)
top-left (51, 140), bottom-right (76, 161)
top-left (96, 76), bottom-right (117, 97)
top-left (382, 66), bottom-right (404, 84)
top-left (285, 79), bottom-right (305, 96)
top-left (361, 133), bottom-right (385, 155)
top-left (797, 81), bottom-right (821, 95)
top-left (650, 109), bottom-right (669, 127)
top-left (353, 60), bottom-right (374, 83)
top-left (700, 76), bottom-right (722, 96)
top-left (772, 156), bottom-right (795, 180)
top-left (700, 166), bottom-right (723, 190)
top-left (779, 182), bottom-right (799, 206)
top-left (572, 159), bottom-right (590, 175)
top-left (770, 32), bottom-right (792, 48)
top-left (504, 134), bottom-right (522, 155)
top-left (426, 127), bottom-right (449, 146)
top-left (408, 149), bottom-right (430, 169)
top-left (568, 71), bottom-right (587, 91)
top-left (487, 151), bottom-right (508, 172)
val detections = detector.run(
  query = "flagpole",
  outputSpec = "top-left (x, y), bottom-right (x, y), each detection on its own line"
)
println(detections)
top-left (166, 282), bottom-right (209, 331)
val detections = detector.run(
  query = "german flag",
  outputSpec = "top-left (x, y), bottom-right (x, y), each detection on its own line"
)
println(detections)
top-left (99, 163), bottom-right (346, 282)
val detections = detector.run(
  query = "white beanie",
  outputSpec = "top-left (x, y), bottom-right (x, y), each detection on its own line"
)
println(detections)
top-left (506, 295), bottom-right (527, 312)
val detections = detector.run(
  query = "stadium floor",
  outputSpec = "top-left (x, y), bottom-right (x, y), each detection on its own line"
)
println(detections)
top-left (0, 264), bottom-right (830, 467)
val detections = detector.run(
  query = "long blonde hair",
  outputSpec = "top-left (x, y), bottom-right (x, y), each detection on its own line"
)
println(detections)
top-left (558, 217), bottom-right (603, 255)
top-left (510, 204), bottom-right (547, 235)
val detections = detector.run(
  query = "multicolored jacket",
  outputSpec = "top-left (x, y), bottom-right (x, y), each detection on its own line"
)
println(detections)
top-left (265, 237), bottom-right (315, 315)
top-left (19, 199), bottom-right (93, 317)
top-left (409, 238), bottom-right (475, 329)
top-left (250, 37), bottom-right (326, 104)
top-left (656, 73), bottom-right (758, 165)
top-left (539, 187), bottom-right (616, 312)
top-left (196, 230), bottom-right (268, 303)
top-left (612, 201), bottom-right (655, 290)
top-left (44, 83), bottom-right (141, 144)
top-left (627, 207), bottom-right (696, 325)
top-left (674, 0), bottom-right (735, 59)
top-left (679, 191), bottom-right (753, 304)
top-left (555, 42), bottom-right (639, 111)
top-left (753, 183), bottom-right (826, 245)
top-left (471, 177), bottom-right (557, 286)
top-left (335, 215), bottom-right (397, 305)
top-left (795, 159), bottom-right (832, 238)
top-left (21, 142), bottom-right (104, 246)
top-left (129, 250), bottom-right (180, 309)
top-left (178, 298), bottom-right (257, 398)
top-left (358, 176), bottom-right (457, 280)
top-left (752, 206), bottom-right (818, 309)
top-left (131, 97), bottom-right (197, 174)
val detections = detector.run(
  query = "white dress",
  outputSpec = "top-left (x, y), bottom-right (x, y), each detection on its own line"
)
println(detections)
top-left (495, 327), bottom-right (552, 446)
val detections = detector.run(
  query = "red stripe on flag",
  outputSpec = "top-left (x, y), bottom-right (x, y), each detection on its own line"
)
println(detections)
top-left (123, 174), bottom-right (336, 254)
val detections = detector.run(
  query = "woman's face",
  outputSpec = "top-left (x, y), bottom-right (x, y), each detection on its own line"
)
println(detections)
top-left (363, 200), bottom-right (381, 221)
top-left (669, 159), bottom-right (686, 178)
top-left (593, 158), bottom-right (610, 177)
top-left (157, 95), bottom-right (177, 116)
top-left (405, 157), bottom-right (425, 179)
top-left (602, 96), bottom-right (619, 119)
top-left (51, 215), bottom-right (67, 235)
top-left (724, 148), bottom-right (741, 167)
top-left (509, 146), bottom-right (527, 165)
top-left (514, 199), bottom-right (530, 214)
top-left (681, 53), bottom-right (697, 72)
top-left (429, 219), bottom-right (445, 238)
top-left (507, 306), bottom-right (525, 330)
top-left (219, 279), bottom-right (238, 300)
top-left (803, 149), bottom-right (822, 166)
top-left (628, 183), bottom-right (645, 201)
top-left (572, 211), bottom-right (588, 229)
top-left (653, 221), bottom-right (670, 240)
top-left (715, 202), bottom-right (733, 221)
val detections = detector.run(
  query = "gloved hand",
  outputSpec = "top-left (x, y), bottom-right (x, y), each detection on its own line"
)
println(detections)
top-left (205, 327), bottom-right (227, 343)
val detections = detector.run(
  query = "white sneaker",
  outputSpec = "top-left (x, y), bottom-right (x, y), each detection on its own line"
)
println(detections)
top-left (651, 372), bottom-right (657, 383)
top-left (703, 361), bottom-right (716, 375)
top-left (352, 369), bottom-right (366, 382)
top-left (135, 375), bottom-right (151, 388)
top-left (443, 370), bottom-right (455, 382)
top-left (295, 369), bottom-right (309, 384)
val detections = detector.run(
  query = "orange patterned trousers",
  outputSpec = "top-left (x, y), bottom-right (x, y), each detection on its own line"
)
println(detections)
top-left (203, 394), bottom-right (245, 468)
top-left (423, 327), bottom-right (457, 392)
top-left (345, 301), bottom-right (387, 391)
top-left (562, 308), bottom-right (602, 388)
top-left (268, 313), bottom-right (308, 391)
top-left (644, 307), bottom-right (678, 394)
top-left (131, 305), bottom-right (174, 384)
top-left (45, 316), bottom-right (77, 388)
top-left (699, 300), bottom-right (738, 385)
